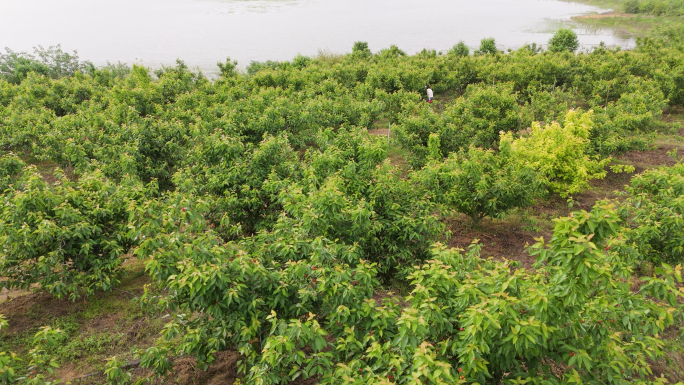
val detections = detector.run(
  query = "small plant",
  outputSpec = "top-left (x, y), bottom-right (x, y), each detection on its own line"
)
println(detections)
top-left (667, 147), bottom-right (679, 160)
top-left (610, 164), bottom-right (637, 173)
top-left (0, 317), bottom-right (65, 385)
top-left (104, 356), bottom-right (132, 385)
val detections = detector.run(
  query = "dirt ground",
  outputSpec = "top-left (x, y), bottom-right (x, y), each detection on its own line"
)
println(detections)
top-left (446, 142), bottom-right (684, 268)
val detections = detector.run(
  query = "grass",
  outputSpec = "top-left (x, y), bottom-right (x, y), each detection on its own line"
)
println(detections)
top-left (575, 14), bottom-right (659, 36)
top-left (386, 143), bottom-right (411, 171)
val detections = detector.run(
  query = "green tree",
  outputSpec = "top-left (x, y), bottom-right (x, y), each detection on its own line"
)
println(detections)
top-left (427, 133), bottom-right (442, 161)
top-left (216, 57), bottom-right (238, 78)
top-left (548, 28), bottom-right (580, 53)
top-left (352, 41), bottom-right (372, 59)
top-left (448, 41), bottom-right (470, 57)
top-left (618, 163), bottom-right (684, 265)
top-left (475, 38), bottom-right (499, 55)
top-left (416, 145), bottom-right (544, 224)
top-left (0, 168), bottom-right (154, 300)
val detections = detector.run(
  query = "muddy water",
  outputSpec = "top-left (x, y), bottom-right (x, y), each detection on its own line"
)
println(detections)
top-left (0, 0), bottom-right (633, 74)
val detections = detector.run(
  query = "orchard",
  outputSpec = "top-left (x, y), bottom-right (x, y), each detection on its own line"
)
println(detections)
top-left (0, 29), bottom-right (683, 384)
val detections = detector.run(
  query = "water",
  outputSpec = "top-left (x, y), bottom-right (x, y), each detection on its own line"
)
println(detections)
top-left (0, 0), bottom-right (633, 74)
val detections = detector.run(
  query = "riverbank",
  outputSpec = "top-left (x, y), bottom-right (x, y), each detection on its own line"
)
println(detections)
top-left (569, 0), bottom-right (684, 37)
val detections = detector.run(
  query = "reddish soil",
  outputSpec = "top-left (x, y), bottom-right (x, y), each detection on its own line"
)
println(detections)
top-left (367, 128), bottom-right (390, 136)
top-left (616, 144), bottom-right (682, 169)
top-left (446, 214), bottom-right (550, 270)
top-left (574, 12), bottom-right (653, 19)
top-left (446, 142), bottom-right (684, 268)
top-left (69, 350), bottom-right (319, 385)
top-left (0, 291), bottom-right (76, 335)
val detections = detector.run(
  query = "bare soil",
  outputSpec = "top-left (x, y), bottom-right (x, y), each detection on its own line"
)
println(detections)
top-left (445, 141), bottom-right (684, 267)
top-left (367, 128), bottom-right (390, 136)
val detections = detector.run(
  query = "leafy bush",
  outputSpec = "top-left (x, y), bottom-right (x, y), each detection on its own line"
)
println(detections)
top-left (217, 57), bottom-right (238, 78)
top-left (501, 110), bottom-right (610, 196)
top-left (0, 152), bottom-right (26, 192)
top-left (376, 45), bottom-right (407, 60)
top-left (397, 83), bottom-right (522, 165)
top-left (352, 41), bottom-right (372, 59)
top-left (246, 59), bottom-right (282, 76)
top-left (625, 0), bottom-right (641, 13)
top-left (0, 168), bottom-right (154, 300)
top-left (619, 163), bottom-right (684, 265)
top-left (448, 41), bottom-right (470, 57)
top-left (416, 144), bottom-right (544, 224)
top-left (0, 315), bottom-right (65, 385)
top-left (524, 87), bottom-right (577, 124)
top-left (548, 29), bottom-right (580, 53)
top-left (0, 45), bottom-right (93, 84)
top-left (135, 203), bottom-right (684, 384)
top-left (589, 77), bottom-right (666, 155)
top-left (475, 38), bottom-right (499, 55)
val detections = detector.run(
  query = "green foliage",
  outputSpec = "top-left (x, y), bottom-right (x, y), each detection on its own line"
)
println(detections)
top-left (246, 60), bottom-right (282, 76)
top-left (590, 77), bottom-right (666, 155)
top-left (104, 356), bottom-right (131, 385)
top-left (217, 57), bottom-right (238, 78)
top-left (625, 0), bottom-right (641, 13)
top-left (376, 45), bottom-right (407, 60)
top-left (352, 41), bottom-right (372, 59)
top-left (416, 145), bottom-right (544, 224)
top-left (502, 110), bottom-right (610, 197)
top-left (1, 38), bottom-right (684, 384)
top-left (448, 41), bottom-right (470, 57)
top-left (548, 29), bottom-right (580, 53)
top-left (475, 38), bottom-right (499, 55)
top-left (427, 133), bottom-right (441, 160)
top-left (0, 152), bottom-right (26, 192)
top-left (0, 45), bottom-right (93, 85)
top-left (0, 168), bottom-right (155, 300)
top-left (524, 87), bottom-right (577, 124)
top-left (0, 316), bottom-right (65, 385)
top-left (623, 0), bottom-right (684, 15)
top-left (136, 202), bottom-right (683, 384)
top-left (619, 163), bottom-right (684, 265)
top-left (397, 83), bottom-right (522, 165)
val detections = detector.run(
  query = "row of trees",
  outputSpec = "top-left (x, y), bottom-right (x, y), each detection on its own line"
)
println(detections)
top-left (0, 33), bottom-right (683, 383)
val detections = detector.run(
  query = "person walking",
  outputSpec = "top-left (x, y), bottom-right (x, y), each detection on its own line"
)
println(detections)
top-left (426, 85), bottom-right (434, 103)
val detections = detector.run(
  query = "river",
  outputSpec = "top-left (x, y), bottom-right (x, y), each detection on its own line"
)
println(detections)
top-left (0, 0), bottom-right (633, 74)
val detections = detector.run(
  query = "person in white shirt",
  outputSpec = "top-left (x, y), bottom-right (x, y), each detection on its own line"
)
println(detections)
top-left (426, 85), bottom-right (434, 103)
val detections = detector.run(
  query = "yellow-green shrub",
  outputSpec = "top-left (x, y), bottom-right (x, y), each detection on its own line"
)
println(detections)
top-left (501, 110), bottom-right (610, 197)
